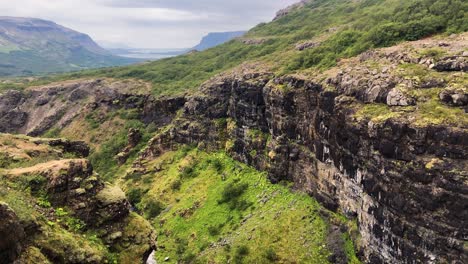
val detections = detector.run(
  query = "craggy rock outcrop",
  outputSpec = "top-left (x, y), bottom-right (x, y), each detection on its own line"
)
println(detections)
top-left (0, 90), bottom-right (28, 133)
top-left (386, 88), bottom-right (415, 106)
top-left (328, 67), bottom-right (397, 104)
top-left (295, 40), bottom-right (321, 51)
top-left (1, 135), bottom-right (156, 263)
top-left (34, 138), bottom-right (90, 157)
top-left (7, 158), bottom-right (130, 226)
top-left (240, 38), bottom-right (267, 45)
top-left (274, 0), bottom-right (310, 20)
top-left (139, 57), bottom-right (467, 263)
top-left (142, 97), bottom-right (186, 125)
top-left (432, 56), bottom-right (468, 72)
top-left (116, 128), bottom-right (143, 164)
top-left (439, 88), bottom-right (468, 107)
top-left (0, 79), bottom-right (185, 136)
top-left (0, 202), bottom-right (26, 264)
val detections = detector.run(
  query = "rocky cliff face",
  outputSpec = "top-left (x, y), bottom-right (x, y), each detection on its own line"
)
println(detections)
top-left (0, 202), bottom-right (26, 263)
top-left (137, 35), bottom-right (468, 263)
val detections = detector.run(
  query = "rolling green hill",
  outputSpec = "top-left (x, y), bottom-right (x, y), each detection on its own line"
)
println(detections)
top-left (0, 17), bottom-right (138, 76)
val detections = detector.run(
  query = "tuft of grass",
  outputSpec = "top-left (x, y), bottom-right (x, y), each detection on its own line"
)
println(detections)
top-left (265, 247), bottom-right (279, 262)
top-left (354, 103), bottom-right (403, 123)
top-left (415, 99), bottom-right (467, 127)
top-left (42, 127), bottom-right (61, 138)
top-left (144, 199), bottom-right (165, 218)
top-left (418, 47), bottom-right (447, 60)
top-left (234, 245), bottom-right (250, 263)
top-left (343, 233), bottom-right (362, 264)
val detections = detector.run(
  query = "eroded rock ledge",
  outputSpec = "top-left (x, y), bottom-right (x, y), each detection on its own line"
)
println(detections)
top-left (0, 134), bottom-right (156, 264)
top-left (0, 78), bottom-right (186, 137)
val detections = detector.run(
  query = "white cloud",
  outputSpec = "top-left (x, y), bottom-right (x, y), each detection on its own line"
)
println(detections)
top-left (0, 0), bottom-right (298, 48)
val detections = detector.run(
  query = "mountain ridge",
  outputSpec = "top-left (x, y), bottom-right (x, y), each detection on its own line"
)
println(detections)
top-left (192, 31), bottom-right (246, 51)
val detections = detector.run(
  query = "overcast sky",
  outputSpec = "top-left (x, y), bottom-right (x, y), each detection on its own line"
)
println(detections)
top-left (0, 0), bottom-right (298, 48)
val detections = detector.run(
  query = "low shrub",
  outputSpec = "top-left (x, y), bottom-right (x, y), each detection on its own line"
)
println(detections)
top-left (127, 188), bottom-right (143, 205)
top-left (219, 182), bottom-right (248, 203)
top-left (170, 179), bottom-right (182, 191)
top-left (145, 200), bottom-right (164, 218)
top-left (265, 248), bottom-right (279, 261)
top-left (208, 224), bottom-right (222, 236)
top-left (218, 182), bottom-right (251, 210)
top-left (234, 245), bottom-right (249, 264)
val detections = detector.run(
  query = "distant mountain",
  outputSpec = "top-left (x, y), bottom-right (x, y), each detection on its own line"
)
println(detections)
top-left (192, 31), bottom-right (246, 51)
top-left (0, 17), bottom-right (137, 76)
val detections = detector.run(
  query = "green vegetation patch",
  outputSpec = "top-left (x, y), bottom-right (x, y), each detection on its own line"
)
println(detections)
top-left (354, 103), bottom-right (404, 124)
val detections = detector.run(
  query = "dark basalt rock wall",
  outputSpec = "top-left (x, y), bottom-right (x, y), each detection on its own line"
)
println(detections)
top-left (141, 72), bottom-right (467, 263)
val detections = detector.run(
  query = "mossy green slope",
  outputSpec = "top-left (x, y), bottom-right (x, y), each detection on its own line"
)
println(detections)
top-left (123, 148), bottom-right (360, 263)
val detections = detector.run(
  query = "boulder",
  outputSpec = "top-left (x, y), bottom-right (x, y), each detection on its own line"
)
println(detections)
top-left (128, 128), bottom-right (142, 148)
top-left (386, 88), bottom-right (415, 106)
top-left (439, 89), bottom-right (468, 106)
top-left (431, 56), bottom-right (467, 72)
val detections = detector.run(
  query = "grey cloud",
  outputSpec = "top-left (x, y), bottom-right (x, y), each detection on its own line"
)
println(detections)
top-left (1, 0), bottom-right (298, 48)
top-left (102, 0), bottom-right (292, 13)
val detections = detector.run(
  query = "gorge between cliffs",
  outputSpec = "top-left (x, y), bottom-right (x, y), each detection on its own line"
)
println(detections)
top-left (0, 33), bottom-right (466, 263)
top-left (0, 0), bottom-right (467, 263)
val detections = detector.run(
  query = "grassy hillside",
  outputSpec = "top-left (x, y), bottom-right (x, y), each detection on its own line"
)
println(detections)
top-left (26, 0), bottom-right (465, 96)
top-left (122, 148), bottom-right (361, 263)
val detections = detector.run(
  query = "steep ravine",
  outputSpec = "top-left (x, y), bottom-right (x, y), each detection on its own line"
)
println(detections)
top-left (142, 77), bottom-right (466, 263)
top-left (137, 38), bottom-right (467, 263)
top-left (0, 34), bottom-right (467, 263)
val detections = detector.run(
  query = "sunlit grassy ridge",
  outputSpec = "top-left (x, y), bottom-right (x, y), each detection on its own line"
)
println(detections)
top-left (122, 148), bottom-right (360, 263)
